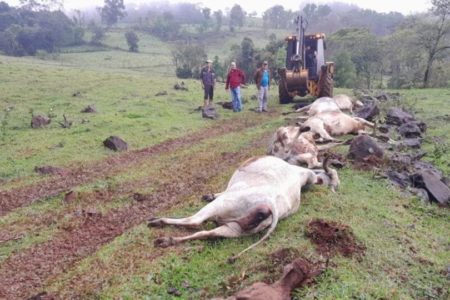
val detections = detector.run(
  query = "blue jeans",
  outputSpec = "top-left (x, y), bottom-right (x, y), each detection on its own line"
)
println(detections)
top-left (230, 87), bottom-right (242, 112)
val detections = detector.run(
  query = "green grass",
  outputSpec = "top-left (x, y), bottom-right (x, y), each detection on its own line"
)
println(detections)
top-left (0, 30), bottom-right (448, 300)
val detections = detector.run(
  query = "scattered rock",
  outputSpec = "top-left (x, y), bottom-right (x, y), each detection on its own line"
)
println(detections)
top-left (202, 105), bottom-right (218, 119)
top-left (155, 91), bottom-right (168, 96)
top-left (347, 135), bottom-right (384, 161)
top-left (398, 122), bottom-right (422, 138)
top-left (34, 165), bottom-right (66, 176)
top-left (403, 138), bottom-right (422, 149)
top-left (83, 208), bottom-right (101, 217)
top-left (103, 136), bottom-right (128, 151)
top-left (64, 191), bottom-right (77, 203)
top-left (167, 287), bottom-right (182, 296)
top-left (31, 115), bottom-right (51, 128)
top-left (133, 192), bottom-right (151, 202)
top-left (356, 102), bottom-right (379, 121)
top-left (217, 101), bottom-right (233, 110)
top-left (27, 291), bottom-right (56, 300)
top-left (377, 124), bottom-right (390, 134)
top-left (386, 170), bottom-right (411, 188)
top-left (386, 108), bottom-right (414, 126)
top-left (409, 188), bottom-right (429, 202)
top-left (174, 82), bottom-right (188, 91)
top-left (81, 105), bottom-right (97, 113)
top-left (72, 91), bottom-right (81, 97)
top-left (410, 170), bottom-right (450, 205)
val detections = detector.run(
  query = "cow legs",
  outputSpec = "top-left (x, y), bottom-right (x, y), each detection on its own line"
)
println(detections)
top-left (287, 153), bottom-right (322, 169)
top-left (154, 222), bottom-right (243, 248)
top-left (148, 207), bottom-right (214, 228)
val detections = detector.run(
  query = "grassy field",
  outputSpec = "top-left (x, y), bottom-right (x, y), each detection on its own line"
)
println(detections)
top-left (0, 28), bottom-right (449, 299)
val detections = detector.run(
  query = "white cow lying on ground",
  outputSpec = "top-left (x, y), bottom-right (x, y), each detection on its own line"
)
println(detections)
top-left (299, 111), bottom-right (374, 142)
top-left (148, 155), bottom-right (339, 262)
top-left (296, 95), bottom-right (363, 116)
top-left (267, 126), bottom-right (341, 169)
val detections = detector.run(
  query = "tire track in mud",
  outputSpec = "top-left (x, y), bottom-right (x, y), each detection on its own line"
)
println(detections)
top-left (0, 113), bottom-right (275, 217)
top-left (0, 129), bottom-right (273, 299)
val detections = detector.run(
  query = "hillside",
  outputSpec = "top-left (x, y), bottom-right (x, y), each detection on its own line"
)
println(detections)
top-left (0, 28), bottom-right (449, 299)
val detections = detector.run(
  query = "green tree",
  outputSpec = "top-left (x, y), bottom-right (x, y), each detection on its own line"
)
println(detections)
top-left (172, 43), bottom-right (207, 78)
top-left (19, 0), bottom-right (63, 11)
top-left (419, 0), bottom-right (450, 87)
top-left (125, 31), bottom-right (138, 52)
top-left (333, 52), bottom-right (357, 88)
top-left (213, 10), bottom-right (222, 32)
top-left (329, 28), bottom-right (382, 88)
top-left (212, 55), bottom-right (225, 81)
top-left (263, 5), bottom-right (294, 29)
top-left (89, 22), bottom-right (105, 45)
top-left (229, 4), bottom-right (245, 31)
top-left (100, 0), bottom-right (125, 27)
top-left (149, 12), bottom-right (180, 40)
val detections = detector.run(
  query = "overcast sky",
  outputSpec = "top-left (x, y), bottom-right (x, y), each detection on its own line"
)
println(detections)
top-left (3, 0), bottom-right (432, 15)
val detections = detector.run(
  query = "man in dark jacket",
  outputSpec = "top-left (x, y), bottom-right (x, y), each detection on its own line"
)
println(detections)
top-left (200, 59), bottom-right (216, 107)
top-left (254, 61), bottom-right (271, 112)
top-left (225, 62), bottom-right (246, 112)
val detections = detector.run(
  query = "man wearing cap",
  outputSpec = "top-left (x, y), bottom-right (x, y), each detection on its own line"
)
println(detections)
top-left (200, 59), bottom-right (216, 108)
top-left (225, 61), bottom-right (246, 112)
top-left (253, 61), bottom-right (271, 112)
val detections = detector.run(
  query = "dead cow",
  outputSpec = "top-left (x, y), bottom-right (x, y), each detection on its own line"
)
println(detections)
top-left (300, 111), bottom-right (374, 142)
top-left (267, 126), bottom-right (341, 169)
top-left (148, 156), bottom-right (339, 262)
top-left (296, 95), bottom-right (363, 116)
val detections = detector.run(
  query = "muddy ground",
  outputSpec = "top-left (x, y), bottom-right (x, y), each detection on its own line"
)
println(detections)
top-left (0, 113), bottom-right (277, 299)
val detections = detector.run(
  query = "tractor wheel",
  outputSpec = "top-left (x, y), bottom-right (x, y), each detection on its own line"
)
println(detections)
top-left (318, 66), bottom-right (333, 98)
top-left (279, 80), bottom-right (292, 104)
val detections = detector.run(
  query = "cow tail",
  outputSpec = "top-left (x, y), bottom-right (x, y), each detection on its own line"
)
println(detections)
top-left (227, 205), bottom-right (279, 263)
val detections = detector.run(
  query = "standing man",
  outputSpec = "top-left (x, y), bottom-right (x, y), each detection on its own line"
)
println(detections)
top-left (200, 59), bottom-right (215, 108)
top-left (225, 62), bottom-right (246, 112)
top-left (254, 61), bottom-right (271, 112)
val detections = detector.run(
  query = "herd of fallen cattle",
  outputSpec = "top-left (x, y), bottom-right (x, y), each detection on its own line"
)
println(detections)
top-left (149, 90), bottom-right (449, 299)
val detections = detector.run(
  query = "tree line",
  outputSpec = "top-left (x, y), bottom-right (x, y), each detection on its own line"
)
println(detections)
top-left (0, 0), bottom-right (449, 89)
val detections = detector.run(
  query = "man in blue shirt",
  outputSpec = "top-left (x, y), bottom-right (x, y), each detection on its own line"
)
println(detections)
top-left (253, 61), bottom-right (271, 112)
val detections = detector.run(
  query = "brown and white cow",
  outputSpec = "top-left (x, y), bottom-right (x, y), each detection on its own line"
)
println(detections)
top-left (148, 155), bottom-right (339, 262)
top-left (267, 126), bottom-right (341, 169)
top-left (299, 111), bottom-right (374, 142)
top-left (295, 95), bottom-right (363, 116)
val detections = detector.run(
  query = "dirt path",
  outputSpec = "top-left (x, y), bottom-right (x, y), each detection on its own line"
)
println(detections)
top-left (0, 113), bottom-right (275, 216)
top-left (0, 128), bottom-right (273, 299)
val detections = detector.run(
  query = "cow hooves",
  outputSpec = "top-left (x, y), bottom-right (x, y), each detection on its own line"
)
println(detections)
top-left (154, 237), bottom-right (175, 248)
top-left (201, 194), bottom-right (215, 202)
top-left (147, 217), bottom-right (164, 228)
